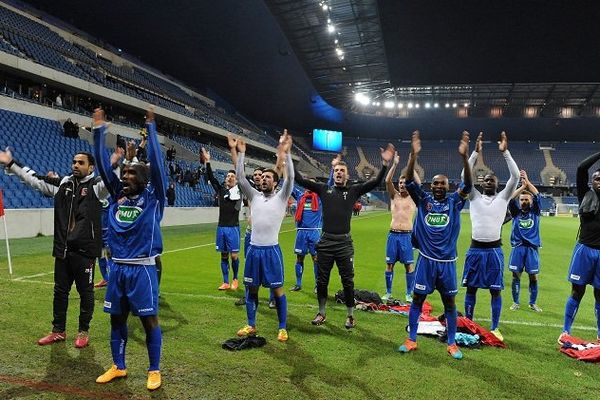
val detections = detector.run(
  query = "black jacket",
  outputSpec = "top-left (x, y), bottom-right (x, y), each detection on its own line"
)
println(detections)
top-left (7, 160), bottom-right (104, 259)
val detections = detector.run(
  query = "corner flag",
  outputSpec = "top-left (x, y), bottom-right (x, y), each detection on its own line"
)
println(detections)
top-left (0, 190), bottom-right (13, 277)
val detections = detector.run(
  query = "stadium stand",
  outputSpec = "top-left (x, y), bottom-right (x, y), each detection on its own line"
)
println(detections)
top-left (0, 3), bottom-right (278, 146)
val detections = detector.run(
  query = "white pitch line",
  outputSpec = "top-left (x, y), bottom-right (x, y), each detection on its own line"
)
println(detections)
top-left (1, 278), bottom-right (596, 332)
top-left (13, 271), bottom-right (54, 281)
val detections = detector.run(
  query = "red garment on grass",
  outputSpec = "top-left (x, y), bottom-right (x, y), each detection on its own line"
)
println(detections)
top-left (295, 191), bottom-right (319, 222)
top-left (456, 316), bottom-right (506, 348)
top-left (559, 334), bottom-right (600, 363)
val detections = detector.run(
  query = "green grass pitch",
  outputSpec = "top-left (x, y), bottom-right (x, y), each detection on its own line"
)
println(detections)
top-left (0, 211), bottom-right (598, 399)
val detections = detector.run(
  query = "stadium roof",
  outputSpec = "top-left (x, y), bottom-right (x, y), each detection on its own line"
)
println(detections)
top-left (17, 0), bottom-right (600, 140)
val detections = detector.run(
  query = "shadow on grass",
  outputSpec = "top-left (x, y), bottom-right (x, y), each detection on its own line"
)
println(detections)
top-left (256, 311), bottom-right (403, 400)
top-left (0, 341), bottom-right (133, 400)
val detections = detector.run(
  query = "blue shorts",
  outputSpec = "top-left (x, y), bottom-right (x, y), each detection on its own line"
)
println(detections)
top-left (567, 243), bottom-right (600, 288)
top-left (461, 247), bottom-right (504, 290)
top-left (244, 230), bottom-right (251, 258)
top-left (104, 262), bottom-right (159, 316)
top-left (385, 231), bottom-right (414, 265)
top-left (244, 245), bottom-right (284, 288)
top-left (509, 246), bottom-right (540, 274)
top-left (215, 226), bottom-right (240, 253)
top-left (413, 255), bottom-right (458, 296)
top-left (294, 229), bottom-right (320, 256)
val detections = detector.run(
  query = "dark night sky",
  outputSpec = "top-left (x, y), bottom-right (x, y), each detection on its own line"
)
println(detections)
top-left (379, 0), bottom-right (600, 85)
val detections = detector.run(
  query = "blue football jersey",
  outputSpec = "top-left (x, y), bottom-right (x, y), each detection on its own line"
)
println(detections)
top-left (94, 120), bottom-right (167, 263)
top-left (407, 180), bottom-right (467, 261)
top-left (101, 198), bottom-right (110, 245)
top-left (509, 194), bottom-right (541, 248)
top-left (292, 187), bottom-right (322, 229)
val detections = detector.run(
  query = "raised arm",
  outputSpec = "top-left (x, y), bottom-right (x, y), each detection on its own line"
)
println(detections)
top-left (235, 139), bottom-right (259, 200)
top-left (457, 131), bottom-right (472, 198)
top-left (294, 163), bottom-right (324, 194)
top-left (277, 133), bottom-right (295, 200)
top-left (576, 152), bottom-right (600, 203)
top-left (357, 142), bottom-right (394, 195)
top-left (405, 131), bottom-right (420, 183)
top-left (0, 148), bottom-right (60, 197)
top-left (520, 170), bottom-right (539, 195)
top-left (201, 147), bottom-right (221, 192)
top-left (227, 134), bottom-right (238, 166)
top-left (498, 132), bottom-right (520, 200)
top-left (92, 109), bottom-right (122, 198)
top-left (385, 151), bottom-right (400, 198)
top-left (145, 110), bottom-right (167, 209)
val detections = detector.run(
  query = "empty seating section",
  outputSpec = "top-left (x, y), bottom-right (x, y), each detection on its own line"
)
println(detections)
top-left (0, 109), bottom-right (229, 208)
top-left (0, 5), bottom-right (275, 145)
top-left (0, 109), bottom-right (91, 208)
top-left (551, 143), bottom-right (600, 185)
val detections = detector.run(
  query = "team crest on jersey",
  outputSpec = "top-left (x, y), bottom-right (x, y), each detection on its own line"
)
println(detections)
top-left (116, 205), bottom-right (143, 223)
top-left (80, 187), bottom-right (88, 197)
top-left (519, 218), bottom-right (534, 229)
top-left (426, 202), bottom-right (433, 211)
top-left (425, 213), bottom-right (449, 227)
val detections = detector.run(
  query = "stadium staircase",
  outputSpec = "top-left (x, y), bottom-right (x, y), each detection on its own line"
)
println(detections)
top-left (540, 148), bottom-right (567, 186)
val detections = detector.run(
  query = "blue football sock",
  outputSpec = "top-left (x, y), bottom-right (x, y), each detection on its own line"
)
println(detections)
top-left (529, 280), bottom-right (538, 305)
top-left (246, 290), bottom-right (259, 327)
top-left (406, 270), bottom-right (415, 296)
top-left (220, 259), bottom-right (229, 284)
top-left (275, 294), bottom-right (288, 329)
top-left (595, 302), bottom-right (600, 339)
top-left (408, 302), bottom-right (422, 342)
top-left (110, 323), bottom-right (128, 370)
top-left (491, 295), bottom-right (502, 331)
top-left (464, 293), bottom-right (476, 320)
top-left (385, 270), bottom-right (394, 294)
top-left (231, 258), bottom-right (239, 280)
top-left (511, 278), bottom-right (520, 304)
top-left (295, 262), bottom-right (304, 286)
top-left (445, 307), bottom-right (458, 346)
top-left (146, 326), bottom-right (162, 371)
top-left (563, 296), bottom-right (580, 333)
top-left (99, 257), bottom-right (109, 281)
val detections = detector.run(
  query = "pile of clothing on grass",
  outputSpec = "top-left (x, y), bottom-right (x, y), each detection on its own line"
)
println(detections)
top-left (337, 289), bottom-right (506, 348)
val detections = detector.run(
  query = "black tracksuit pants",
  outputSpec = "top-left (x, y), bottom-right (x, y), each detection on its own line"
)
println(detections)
top-left (52, 251), bottom-right (95, 333)
top-left (315, 233), bottom-right (355, 308)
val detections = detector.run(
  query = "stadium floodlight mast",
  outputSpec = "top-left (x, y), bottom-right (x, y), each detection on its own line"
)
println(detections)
top-left (415, 103), bottom-right (420, 108)
top-left (425, 102), bottom-right (431, 108)
top-left (434, 103), bottom-right (439, 108)
top-left (445, 103), bottom-right (451, 108)
top-left (407, 102), bottom-right (414, 109)
top-left (398, 103), bottom-right (404, 109)
top-left (327, 24), bottom-right (335, 33)
top-left (384, 101), bottom-right (395, 109)
top-left (452, 103), bottom-right (458, 108)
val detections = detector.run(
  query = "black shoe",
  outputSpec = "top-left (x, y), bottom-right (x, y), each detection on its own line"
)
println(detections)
top-left (268, 300), bottom-right (276, 309)
top-left (311, 313), bottom-right (327, 326)
top-left (290, 285), bottom-right (302, 292)
top-left (345, 316), bottom-right (356, 330)
top-left (235, 297), bottom-right (246, 306)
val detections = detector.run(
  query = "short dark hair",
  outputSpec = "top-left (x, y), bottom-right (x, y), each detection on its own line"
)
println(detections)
top-left (520, 190), bottom-right (533, 198)
top-left (75, 152), bottom-right (95, 166)
top-left (253, 167), bottom-right (264, 173)
top-left (228, 169), bottom-right (236, 175)
top-left (263, 168), bottom-right (279, 182)
top-left (336, 161), bottom-right (348, 168)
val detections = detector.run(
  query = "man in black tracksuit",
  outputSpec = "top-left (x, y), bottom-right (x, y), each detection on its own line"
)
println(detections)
top-left (294, 143), bottom-right (395, 329)
top-left (0, 148), bottom-right (115, 347)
